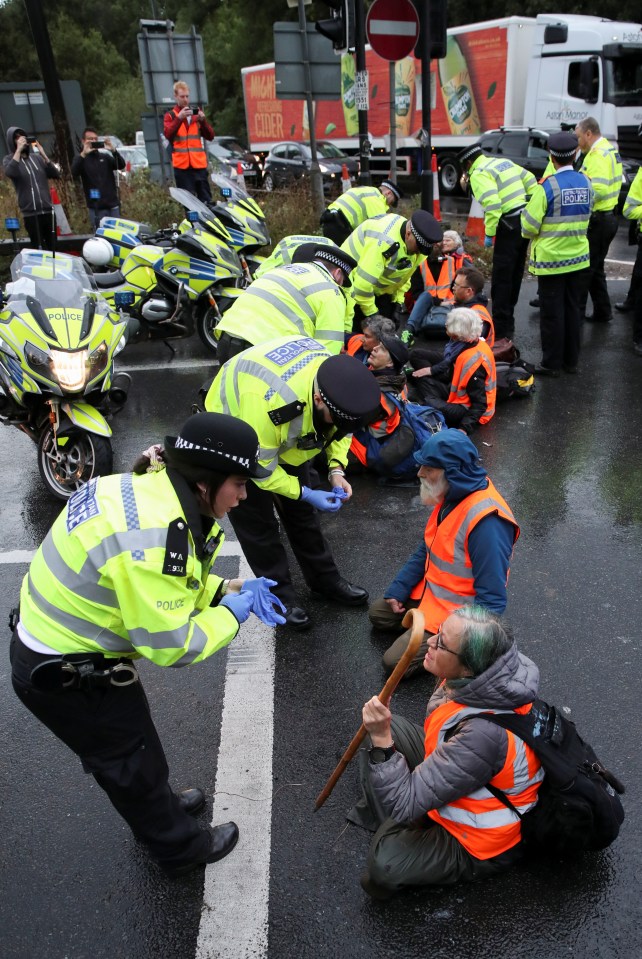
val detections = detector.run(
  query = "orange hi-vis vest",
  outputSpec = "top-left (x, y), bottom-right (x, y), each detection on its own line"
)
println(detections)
top-left (419, 252), bottom-right (471, 299)
top-left (349, 388), bottom-right (407, 465)
top-left (471, 302), bottom-right (495, 349)
top-left (447, 339), bottom-right (496, 424)
top-left (424, 698), bottom-right (544, 859)
top-left (409, 479), bottom-right (519, 631)
top-left (171, 109), bottom-right (208, 170)
top-left (346, 333), bottom-right (365, 357)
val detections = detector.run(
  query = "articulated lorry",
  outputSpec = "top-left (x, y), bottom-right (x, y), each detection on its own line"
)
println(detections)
top-left (242, 13), bottom-right (642, 192)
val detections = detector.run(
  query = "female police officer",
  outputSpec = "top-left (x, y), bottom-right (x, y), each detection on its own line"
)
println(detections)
top-left (10, 412), bottom-right (285, 878)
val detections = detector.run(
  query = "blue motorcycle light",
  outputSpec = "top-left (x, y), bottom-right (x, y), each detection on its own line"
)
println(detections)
top-left (187, 211), bottom-right (200, 223)
top-left (114, 291), bottom-right (135, 308)
top-left (5, 217), bottom-right (20, 231)
top-left (221, 187), bottom-right (233, 198)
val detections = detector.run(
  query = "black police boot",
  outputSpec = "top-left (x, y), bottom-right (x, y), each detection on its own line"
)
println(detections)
top-left (163, 823), bottom-right (239, 878)
top-left (177, 787), bottom-right (206, 815)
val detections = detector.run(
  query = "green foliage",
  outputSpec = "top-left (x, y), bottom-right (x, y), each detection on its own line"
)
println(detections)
top-left (95, 76), bottom-right (148, 145)
top-left (118, 173), bottom-right (184, 230)
top-left (259, 181), bottom-right (321, 250)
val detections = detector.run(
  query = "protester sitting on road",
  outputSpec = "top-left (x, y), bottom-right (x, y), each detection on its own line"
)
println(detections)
top-left (10, 412), bottom-right (286, 879)
top-left (345, 315), bottom-right (396, 363)
top-left (368, 430), bottom-right (519, 677)
top-left (405, 266), bottom-right (494, 347)
top-left (408, 228), bottom-right (473, 306)
top-left (350, 606), bottom-right (542, 900)
top-left (407, 307), bottom-right (497, 434)
top-left (349, 334), bottom-right (412, 477)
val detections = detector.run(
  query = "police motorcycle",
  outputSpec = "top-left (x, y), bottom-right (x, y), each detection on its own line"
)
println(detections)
top-left (83, 210), bottom-right (245, 355)
top-left (206, 174), bottom-right (270, 276)
top-left (0, 249), bottom-right (130, 500)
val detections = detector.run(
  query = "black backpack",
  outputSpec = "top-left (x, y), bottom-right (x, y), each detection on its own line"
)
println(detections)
top-left (460, 699), bottom-right (625, 857)
top-left (495, 359), bottom-right (536, 401)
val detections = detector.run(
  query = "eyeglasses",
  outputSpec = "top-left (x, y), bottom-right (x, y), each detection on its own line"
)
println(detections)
top-left (431, 630), bottom-right (461, 656)
top-left (451, 281), bottom-right (471, 291)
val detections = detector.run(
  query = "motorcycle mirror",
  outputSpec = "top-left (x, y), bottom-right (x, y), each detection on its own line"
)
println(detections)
top-left (114, 291), bottom-right (135, 308)
top-left (187, 210), bottom-right (200, 223)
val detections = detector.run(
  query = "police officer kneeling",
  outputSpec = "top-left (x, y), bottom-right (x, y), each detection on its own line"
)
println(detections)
top-left (10, 413), bottom-right (285, 878)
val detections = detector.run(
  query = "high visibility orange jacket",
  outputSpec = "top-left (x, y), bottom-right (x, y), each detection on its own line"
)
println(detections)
top-left (166, 108), bottom-right (210, 170)
top-left (447, 338), bottom-right (496, 424)
top-left (349, 388), bottom-right (405, 465)
top-left (419, 252), bottom-right (472, 299)
top-left (424, 699), bottom-right (543, 859)
top-left (471, 302), bottom-right (495, 349)
top-left (346, 333), bottom-right (365, 357)
top-left (409, 480), bottom-right (519, 631)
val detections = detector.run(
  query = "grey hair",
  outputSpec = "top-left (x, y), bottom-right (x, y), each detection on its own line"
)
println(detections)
top-left (442, 229), bottom-right (463, 249)
top-left (447, 605), bottom-right (514, 687)
top-left (446, 307), bottom-right (483, 342)
top-left (576, 116), bottom-right (600, 137)
top-left (363, 315), bottom-right (396, 340)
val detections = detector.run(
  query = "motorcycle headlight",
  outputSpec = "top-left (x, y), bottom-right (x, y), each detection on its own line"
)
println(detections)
top-left (25, 341), bottom-right (51, 373)
top-left (87, 341), bottom-right (109, 379)
top-left (50, 349), bottom-right (89, 391)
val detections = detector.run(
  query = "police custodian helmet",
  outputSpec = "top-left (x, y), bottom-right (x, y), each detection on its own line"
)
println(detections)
top-left (165, 412), bottom-right (270, 478)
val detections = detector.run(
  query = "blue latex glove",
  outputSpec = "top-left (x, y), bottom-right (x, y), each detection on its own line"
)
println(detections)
top-left (300, 485), bottom-right (344, 513)
top-left (484, 235), bottom-right (494, 248)
top-left (219, 590), bottom-right (253, 624)
top-left (241, 577), bottom-right (287, 627)
top-left (331, 486), bottom-right (349, 503)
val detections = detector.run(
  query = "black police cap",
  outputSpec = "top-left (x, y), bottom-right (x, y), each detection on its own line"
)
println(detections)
top-left (166, 412), bottom-right (270, 479)
top-left (316, 354), bottom-right (381, 428)
top-left (548, 131), bottom-right (578, 159)
top-left (409, 210), bottom-right (443, 253)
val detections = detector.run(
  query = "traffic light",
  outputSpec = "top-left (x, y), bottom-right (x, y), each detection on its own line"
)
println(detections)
top-left (412, 0), bottom-right (448, 60)
top-left (314, 0), bottom-right (354, 55)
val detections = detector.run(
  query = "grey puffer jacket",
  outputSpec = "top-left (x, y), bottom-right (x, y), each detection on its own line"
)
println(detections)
top-left (370, 644), bottom-right (539, 822)
top-left (3, 126), bottom-right (59, 215)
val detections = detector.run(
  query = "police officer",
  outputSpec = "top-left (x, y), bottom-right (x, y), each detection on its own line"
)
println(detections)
top-left (623, 149), bottom-right (642, 355)
top-left (10, 413), bottom-right (285, 878)
top-left (215, 244), bottom-right (357, 364)
top-left (521, 131), bottom-right (593, 376)
top-left (574, 117), bottom-right (623, 323)
top-left (205, 339), bottom-right (382, 629)
top-left (341, 210), bottom-right (442, 328)
top-left (320, 180), bottom-right (403, 246)
top-left (458, 144), bottom-right (537, 339)
top-left (254, 233), bottom-right (338, 278)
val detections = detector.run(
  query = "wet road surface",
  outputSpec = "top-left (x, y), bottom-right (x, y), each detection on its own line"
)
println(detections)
top-left (0, 237), bottom-right (641, 958)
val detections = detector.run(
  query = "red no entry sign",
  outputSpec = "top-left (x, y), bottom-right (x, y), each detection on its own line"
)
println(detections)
top-left (366, 0), bottom-right (420, 62)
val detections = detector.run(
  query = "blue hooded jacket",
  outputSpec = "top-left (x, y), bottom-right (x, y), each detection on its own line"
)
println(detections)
top-left (384, 431), bottom-right (516, 614)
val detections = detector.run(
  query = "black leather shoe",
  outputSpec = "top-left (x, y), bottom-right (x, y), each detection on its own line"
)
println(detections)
top-left (615, 300), bottom-right (633, 313)
top-left (282, 605), bottom-right (312, 630)
top-left (313, 577), bottom-right (368, 606)
top-left (177, 787), bottom-right (205, 815)
top-left (584, 313), bottom-right (612, 323)
top-left (163, 822), bottom-right (239, 878)
top-left (534, 364), bottom-right (561, 377)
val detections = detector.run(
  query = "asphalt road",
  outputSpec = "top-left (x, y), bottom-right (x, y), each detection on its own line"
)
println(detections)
top-left (0, 232), bottom-right (641, 959)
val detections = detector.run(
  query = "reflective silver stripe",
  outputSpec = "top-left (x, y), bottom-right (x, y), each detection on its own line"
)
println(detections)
top-left (427, 580), bottom-right (473, 603)
top-left (170, 621), bottom-right (212, 666)
top-left (26, 572), bottom-right (131, 652)
top-left (426, 551), bottom-right (473, 580)
top-left (438, 803), bottom-right (521, 829)
top-left (85, 526), bottom-right (175, 569)
top-left (121, 474), bottom-right (144, 560)
top-left (129, 620), bottom-right (191, 652)
top-left (233, 358), bottom-right (298, 404)
top-left (41, 535), bottom-right (118, 608)
top-left (319, 328), bottom-right (344, 342)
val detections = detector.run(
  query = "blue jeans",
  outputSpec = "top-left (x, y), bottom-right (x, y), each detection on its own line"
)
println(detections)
top-left (90, 205), bottom-right (120, 229)
top-left (407, 291), bottom-right (434, 333)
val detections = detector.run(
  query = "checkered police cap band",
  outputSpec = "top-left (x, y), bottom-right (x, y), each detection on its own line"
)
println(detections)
top-left (410, 221), bottom-right (433, 251)
top-left (459, 144), bottom-right (483, 164)
top-left (315, 379), bottom-right (361, 423)
top-left (549, 146), bottom-right (576, 159)
top-left (317, 251), bottom-right (354, 275)
top-left (173, 435), bottom-right (252, 469)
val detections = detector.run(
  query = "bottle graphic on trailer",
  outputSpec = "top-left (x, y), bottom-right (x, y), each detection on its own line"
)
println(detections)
top-left (438, 36), bottom-right (481, 136)
top-left (394, 58), bottom-right (416, 138)
top-left (341, 53), bottom-right (359, 136)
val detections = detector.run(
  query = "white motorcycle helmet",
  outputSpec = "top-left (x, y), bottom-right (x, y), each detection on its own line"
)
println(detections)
top-left (83, 237), bottom-right (114, 267)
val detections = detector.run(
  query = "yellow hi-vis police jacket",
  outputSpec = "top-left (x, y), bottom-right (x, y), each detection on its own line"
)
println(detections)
top-left (205, 336), bottom-right (351, 499)
top-left (341, 213), bottom-right (425, 317)
top-left (18, 468), bottom-right (239, 667)
top-left (216, 261), bottom-right (352, 353)
top-left (624, 167), bottom-right (642, 224)
top-left (579, 136), bottom-right (622, 212)
top-left (468, 155), bottom-right (537, 237)
top-left (254, 234), bottom-right (336, 278)
top-left (326, 186), bottom-right (388, 231)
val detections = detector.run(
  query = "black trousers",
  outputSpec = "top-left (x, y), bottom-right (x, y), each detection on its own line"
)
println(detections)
top-left (173, 167), bottom-right (212, 203)
top-left (634, 251), bottom-right (642, 346)
top-left (538, 269), bottom-right (590, 371)
top-left (10, 636), bottom-right (209, 869)
top-left (320, 209), bottom-right (351, 246)
top-left (491, 213), bottom-right (529, 339)
top-left (580, 211), bottom-right (619, 320)
top-left (228, 462), bottom-right (341, 606)
top-left (216, 331), bottom-right (251, 365)
top-left (23, 211), bottom-right (56, 250)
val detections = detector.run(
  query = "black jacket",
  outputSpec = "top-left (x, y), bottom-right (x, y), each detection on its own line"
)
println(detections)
top-left (71, 149), bottom-right (125, 208)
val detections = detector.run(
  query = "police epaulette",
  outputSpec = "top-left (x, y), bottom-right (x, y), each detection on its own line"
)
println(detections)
top-left (383, 242), bottom-right (400, 260)
top-left (269, 401), bottom-right (305, 425)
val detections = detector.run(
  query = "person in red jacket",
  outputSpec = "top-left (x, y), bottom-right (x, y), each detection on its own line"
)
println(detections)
top-left (163, 80), bottom-right (214, 202)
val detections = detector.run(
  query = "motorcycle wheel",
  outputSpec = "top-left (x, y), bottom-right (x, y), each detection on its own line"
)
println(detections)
top-left (37, 426), bottom-right (113, 501)
top-left (196, 305), bottom-right (221, 355)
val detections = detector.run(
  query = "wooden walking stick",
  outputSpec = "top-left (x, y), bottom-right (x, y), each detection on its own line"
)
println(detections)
top-left (314, 607), bottom-right (425, 811)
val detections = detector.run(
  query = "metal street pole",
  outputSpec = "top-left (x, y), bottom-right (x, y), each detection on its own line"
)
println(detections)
top-left (298, 0), bottom-right (324, 215)
top-left (354, 0), bottom-right (371, 184)
top-left (389, 62), bottom-right (397, 183)
top-left (23, 0), bottom-right (75, 174)
top-left (418, 0), bottom-right (433, 211)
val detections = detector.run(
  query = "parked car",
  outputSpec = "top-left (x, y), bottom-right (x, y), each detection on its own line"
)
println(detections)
top-left (117, 145), bottom-right (148, 179)
top-left (213, 136), bottom-right (263, 179)
top-left (207, 140), bottom-right (257, 183)
top-left (261, 140), bottom-right (359, 192)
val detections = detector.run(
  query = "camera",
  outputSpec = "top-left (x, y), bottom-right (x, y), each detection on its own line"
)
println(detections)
top-left (26, 136), bottom-right (37, 144)
top-left (91, 139), bottom-right (105, 149)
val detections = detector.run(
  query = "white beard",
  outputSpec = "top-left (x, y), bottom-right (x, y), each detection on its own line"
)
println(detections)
top-left (419, 476), bottom-right (448, 506)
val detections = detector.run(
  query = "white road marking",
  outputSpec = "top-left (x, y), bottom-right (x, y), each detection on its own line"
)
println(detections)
top-left (115, 358), bottom-right (218, 373)
top-left (197, 545), bottom-right (274, 959)
top-left (0, 550), bottom-right (35, 564)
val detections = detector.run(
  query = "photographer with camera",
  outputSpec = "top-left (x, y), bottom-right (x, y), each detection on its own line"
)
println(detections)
top-left (163, 80), bottom-right (214, 202)
top-left (71, 128), bottom-right (126, 229)
top-left (2, 126), bottom-right (60, 250)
